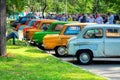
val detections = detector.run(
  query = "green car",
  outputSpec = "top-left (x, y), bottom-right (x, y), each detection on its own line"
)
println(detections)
top-left (33, 21), bottom-right (78, 49)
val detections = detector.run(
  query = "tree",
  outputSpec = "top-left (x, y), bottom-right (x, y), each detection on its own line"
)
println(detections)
top-left (6, 0), bottom-right (120, 15)
top-left (7, 0), bottom-right (27, 17)
top-left (42, 0), bottom-right (47, 18)
top-left (0, 0), bottom-right (6, 56)
top-left (93, 0), bottom-right (99, 14)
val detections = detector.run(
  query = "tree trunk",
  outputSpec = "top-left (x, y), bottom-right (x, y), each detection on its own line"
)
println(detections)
top-left (42, 0), bottom-right (47, 19)
top-left (0, 0), bottom-right (6, 56)
top-left (93, 0), bottom-right (99, 14)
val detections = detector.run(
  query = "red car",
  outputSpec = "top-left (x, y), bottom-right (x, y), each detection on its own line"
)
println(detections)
top-left (15, 19), bottom-right (31, 31)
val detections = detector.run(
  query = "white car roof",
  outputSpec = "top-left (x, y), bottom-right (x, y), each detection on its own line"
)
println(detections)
top-left (85, 24), bottom-right (120, 29)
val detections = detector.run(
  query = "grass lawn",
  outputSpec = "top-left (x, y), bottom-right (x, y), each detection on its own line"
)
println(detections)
top-left (0, 42), bottom-right (106, 80)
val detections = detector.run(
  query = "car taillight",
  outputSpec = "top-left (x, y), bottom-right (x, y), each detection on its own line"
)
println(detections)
top-left (26, 31), bottom-right (29, 40)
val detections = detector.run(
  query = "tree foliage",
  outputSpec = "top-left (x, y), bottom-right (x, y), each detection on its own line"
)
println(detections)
top-left (7, 0), bottom-right (27, 14)
top-left (6, 0), bottom-right (120, 15)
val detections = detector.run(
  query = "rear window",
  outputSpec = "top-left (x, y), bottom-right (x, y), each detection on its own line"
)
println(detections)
top-left (52, 24), bottom-right (64, 31)
top-left (64, 26), bottom-right (80, 35)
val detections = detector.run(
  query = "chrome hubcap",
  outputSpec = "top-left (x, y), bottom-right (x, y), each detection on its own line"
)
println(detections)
top-left (80, 53), bottom-right (90, 63)
top-left (57, 47), bottom-right (67, 55)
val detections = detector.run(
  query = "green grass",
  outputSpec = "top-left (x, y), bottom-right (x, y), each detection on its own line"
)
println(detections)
top-left (0, 42), bottom-right (106, 80)
top-left (3, 21), bottom-right (106, 80)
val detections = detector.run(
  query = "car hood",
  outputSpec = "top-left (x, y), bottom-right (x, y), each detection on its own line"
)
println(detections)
top-left (68, 36), bottom-right (77, 42)
top-left (44, 34), bottom-right (59, 39)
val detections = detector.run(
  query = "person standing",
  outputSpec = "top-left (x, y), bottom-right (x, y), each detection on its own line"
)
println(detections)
top-left (108, 12), bottom-right (114, 24)
top-left (88, 14), bottom-right (95, 23)
top-left (81, 15), bottom-right (87, 23)
top-left (68, 15), bottom-right (73, 21)
top-left (95, 14), bottom-right (103, 24)
top-left (103, 15), bottom-right (108, 24)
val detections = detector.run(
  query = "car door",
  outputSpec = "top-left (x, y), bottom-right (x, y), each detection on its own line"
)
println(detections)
top-left (83, 28), bottom-right (104, 57)
top-left (105, 28), bottom-right (120, 56)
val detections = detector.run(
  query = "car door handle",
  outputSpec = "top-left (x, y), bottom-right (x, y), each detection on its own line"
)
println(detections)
top-left (73, 42), bottom-right (89, 46)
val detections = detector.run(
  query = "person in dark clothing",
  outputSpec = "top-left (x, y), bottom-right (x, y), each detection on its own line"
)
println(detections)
top-left (6, 28), bottom-right (18, 45)
top-left (103, 15), bottom-right (108, 24)
top-left (81, 15), bottom-right (87, 23)
top-left (114, 14), bottom-right (119, 24)
top-left (6, 32), bottom-right (18, 41)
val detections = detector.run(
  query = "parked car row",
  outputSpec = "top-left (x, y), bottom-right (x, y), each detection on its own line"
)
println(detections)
top-left (14, 18), bottom-right (120, 65)
top-left (42, 23), bottom-right (95, 56)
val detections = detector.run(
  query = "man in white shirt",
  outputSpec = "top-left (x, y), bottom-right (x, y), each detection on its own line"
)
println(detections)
top-left (95, 14), bottom-right (103, 24)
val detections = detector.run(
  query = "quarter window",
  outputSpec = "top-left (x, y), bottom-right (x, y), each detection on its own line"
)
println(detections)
top-left (52, 24), bottom-right (64, 31)
top-left (106, 28), bottom-right (120, 38)
top-left (84, 28), bottom-right (103, 39)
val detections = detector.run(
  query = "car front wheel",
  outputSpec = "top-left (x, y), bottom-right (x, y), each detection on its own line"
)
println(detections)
top-left (77, 51), bottom-right (93, 65)
top-left (55, 46), bottom-right (67, 57)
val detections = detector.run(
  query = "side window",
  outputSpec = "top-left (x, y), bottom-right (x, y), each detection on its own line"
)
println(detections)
top-left (40, 23), bottom-right (50, 31)
top-left (106, 28), bottom-right (120, 38)
top-left (64, 26), bottom-right (80, 35)
top-left (84, 28), bottom-right (103, 39)
top-left (52, 24), bottom-right (64, 31)
top-left (36, 22), bottom-right (40, 28)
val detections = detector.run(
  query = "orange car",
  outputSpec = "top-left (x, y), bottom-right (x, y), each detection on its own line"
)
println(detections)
top-left (43, 23), bottom-right (96, 56)
top-left (25, 19), bottom-right (57, 40)
top-left (23, 19), bottom-right (46, 38)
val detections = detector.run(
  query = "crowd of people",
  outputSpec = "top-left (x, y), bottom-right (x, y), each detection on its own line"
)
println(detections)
top-left (46, 12), bottom-right (120, 24)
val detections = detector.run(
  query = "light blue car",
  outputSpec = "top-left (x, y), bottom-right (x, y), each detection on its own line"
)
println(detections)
top-left (67, 24), bottom-right (120, 64)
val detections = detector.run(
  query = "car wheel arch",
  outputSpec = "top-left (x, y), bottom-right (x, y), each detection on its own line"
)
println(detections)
top-left (54, 46), bottom-right (67, 56)
top-left (76, 49), bottom-right (94, 64)
top-left (76, 49), bottom-right (94, 57)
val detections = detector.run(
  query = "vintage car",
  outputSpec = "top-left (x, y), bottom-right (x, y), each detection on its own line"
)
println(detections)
top-left (10, 16), bottom-right (36, 28)
top-left (32, 21), bottom-right (71, 48)
top-left (43, 23), bottom-right (95, 56)
top-left (25, 20), bottom-right (57, 40)
top-left (15, 19), bottom-right (31, 31)
top-left (18, 19), bottom-right (37, 30)
top-left (17, 19), bottom-right (37, 40)
top-left (67, 24), bottom-right (120, 64)
top-left (23, 19), bottom-right (45, 38)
